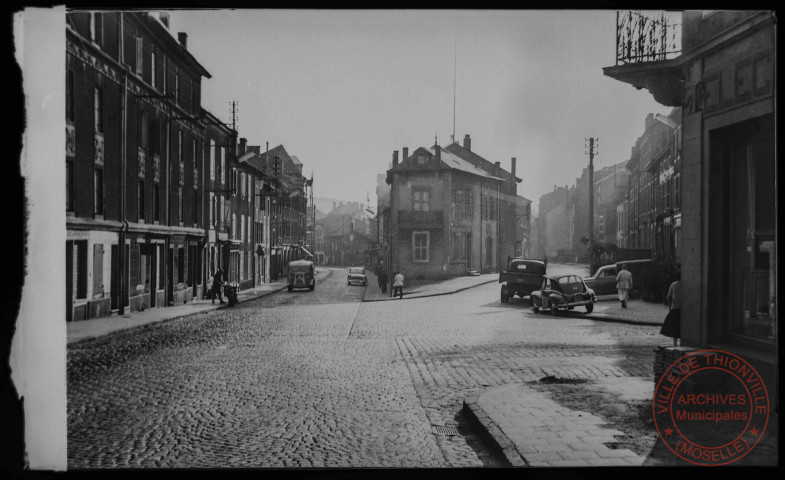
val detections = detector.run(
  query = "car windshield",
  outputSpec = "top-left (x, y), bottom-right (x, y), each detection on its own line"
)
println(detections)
top-left (290, 265), bottom-right (311, 273)
top-left (512, 261), bottom-right (545, 274)
top-left (349, 269), bottom-right (364, 274)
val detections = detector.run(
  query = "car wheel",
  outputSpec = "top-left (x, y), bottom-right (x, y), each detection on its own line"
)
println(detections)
top-left (585, 303), bottom-right (594, 313)
top-left (532, 305), bottom-right (539, 314)
top-left (550, 301), bottom-right (558, 316)
top-left (500, 285), bottom-right (509, 303)
top-left (287, 286), bottom-right (293, 292)
top-left (310, 285), bottom-right (315, 291)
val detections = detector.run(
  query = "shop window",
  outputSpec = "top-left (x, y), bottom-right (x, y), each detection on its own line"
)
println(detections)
top-left (728, 134), bottom-right (775, 342)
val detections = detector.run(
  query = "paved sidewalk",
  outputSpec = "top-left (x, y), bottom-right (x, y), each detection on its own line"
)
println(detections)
top-left (585, 295), bottom-right (668, 326)
top-left (67, 277), bottom-right (293, 345)
top-left (464, 383), bottom-right (646, 467)
top-left (362, 270), bottom-right (498, 302)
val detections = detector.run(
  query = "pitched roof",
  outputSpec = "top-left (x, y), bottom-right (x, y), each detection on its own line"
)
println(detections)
top-left (389, 145), bottom-right (504, 182)
top-left (444, 142), bottom-right (521, 183)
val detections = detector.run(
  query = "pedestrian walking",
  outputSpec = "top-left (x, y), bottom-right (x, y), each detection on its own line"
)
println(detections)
top-left (392, 271), bottom-right (404, 299)
top-left (210, 267), bottom-right (225, 304)
top-left (616, 263), bottom-right (633, 308)
top-left (660, 272), bottom-right (682, 346)
top-left (378, 270), bottom-right (389, 294)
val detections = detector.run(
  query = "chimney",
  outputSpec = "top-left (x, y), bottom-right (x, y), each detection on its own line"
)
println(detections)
top-left (463, 134), bottom-right (471, 151)
top-left (511, 157), bottom-right (516, 178)
top-left (494, 161), bottom-right (501, 176)
top-left (554, 185), bottom-right (557, 191)
top-left (393, 150), bottom-right (399, 166)
top-left (402, 147), bottom-right (408, 162)
top-left (435, 145), bottom-right (441, 162)
top-left (239, 138), bottom-right (247, 154)
top-left (159, 12), bottom-right (170, 29)
top-left (177, 32), bottom-right (188, 49)
top-left (333, 202), bottom-right (336, 210)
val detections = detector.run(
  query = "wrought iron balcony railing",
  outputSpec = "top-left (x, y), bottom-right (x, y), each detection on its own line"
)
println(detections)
top-left (398, 210), bottom-right (443, 228)
top-left (616, 11), bottom-right (681, 65)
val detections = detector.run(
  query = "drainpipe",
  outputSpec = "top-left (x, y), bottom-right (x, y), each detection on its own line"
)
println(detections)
top-left (118, 15), bottom-right (129, 316)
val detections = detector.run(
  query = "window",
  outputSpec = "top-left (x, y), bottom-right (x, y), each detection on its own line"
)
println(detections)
top-left (150, 118), bottom-right (160, 156)
top-left (241, 172), bottom-right (246, 198)
top-left (232, 213), bottom-right (236, 239)
top-left (209, 192), bottom-right (215, 226)
top-left (90, 12), bottom-right (103, 45)
top-left (94, 168), bottom-right (103, 215)
top-left (240, 214), bottom-right (245, 241)
top-left (209, 140), bottom-right (215, 180)
top-left (93, 86), bottom-right (103, 133)
top-left (66, 70), bottom-right (74, 122)
top-left (175, 70), bottom-right (180, 105)
top-left (178, 186), bottom-right (183, 224)
top-left (66, 159), bottom-right (75, 212)
top-left (178, 130), bottom-right (183, 163)
top-left (135, 33), bottom-right (143, 75)
top-left (416, 154), bottom-right (428, 165)
top-left (413, 189), bottom-right (430, 211)
top-left (452, 189), bottom-right (471, 220)
top-left (154, 183), bottom-right (160, 222)
top-left (220, 147), bottom-right (226, 183)
top-left (138, 110), bottom-right (148, 151)
top-left (233, 170), bottom-right (238, 196)
top-left (452, 232), bottom-right (466, 261)
top-left (151, 48), bottom-right (157, 89)
top-left (413, 231), bottom-right (429, 262)
top-left (193, 188), bottom-right (198, 226)
top-left (138, 179), bottom-right (145, 221)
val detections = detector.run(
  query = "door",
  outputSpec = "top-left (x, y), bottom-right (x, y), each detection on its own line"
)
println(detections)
top-left (167, 246), bottom-right (174, 306)
top-left (111, 244), bottom-right (119, 310)
top-left (150, 246), bottom-right (157, 307)
top-left (66, 241), bottom-right (73, 322)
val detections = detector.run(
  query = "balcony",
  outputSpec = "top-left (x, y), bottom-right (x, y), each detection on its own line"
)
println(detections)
top-left (398, 210), bottom-right (443, 229)
top-left (604, 11), bottom-right (684, 106)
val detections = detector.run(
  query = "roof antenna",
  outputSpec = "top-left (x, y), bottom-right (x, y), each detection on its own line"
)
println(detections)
top-left (451, 33), bottom-right (457, 145)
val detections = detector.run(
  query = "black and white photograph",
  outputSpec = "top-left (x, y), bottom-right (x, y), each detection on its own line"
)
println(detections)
top-left (7, 7), bottom-right (778, 472)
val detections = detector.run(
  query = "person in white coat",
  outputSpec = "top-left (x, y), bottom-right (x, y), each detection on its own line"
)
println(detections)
top-left (392, 272), bottom-right (404, 299)
top-left (615, 264), bottom-right (633, 308)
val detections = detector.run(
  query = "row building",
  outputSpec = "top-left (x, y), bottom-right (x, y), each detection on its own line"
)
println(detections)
top-left (66, 10), bottom-right (309, 322)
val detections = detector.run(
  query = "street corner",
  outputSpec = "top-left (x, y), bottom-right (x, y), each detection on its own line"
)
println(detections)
top-left (462, 384), bottom-right (531, 467)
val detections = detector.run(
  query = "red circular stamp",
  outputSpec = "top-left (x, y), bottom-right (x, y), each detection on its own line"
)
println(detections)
top-left (652, 349), bottom-right (770, 466)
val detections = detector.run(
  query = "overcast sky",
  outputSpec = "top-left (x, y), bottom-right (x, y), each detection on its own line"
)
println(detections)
top-left (169, 9), bottom-right (674, 215)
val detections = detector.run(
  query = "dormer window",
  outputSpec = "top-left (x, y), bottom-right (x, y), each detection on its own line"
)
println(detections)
top-left (416, 154), bottom-right (428, 165)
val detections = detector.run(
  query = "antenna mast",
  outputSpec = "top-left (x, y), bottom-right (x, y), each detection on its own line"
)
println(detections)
top-left (452, 35), bottom-right (457, 144)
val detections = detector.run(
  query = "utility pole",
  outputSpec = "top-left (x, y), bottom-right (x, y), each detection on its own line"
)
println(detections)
top-left (586, 137), bottom-right (598, 252)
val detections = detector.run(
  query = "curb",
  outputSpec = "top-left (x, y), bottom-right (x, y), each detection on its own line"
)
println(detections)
top-left (67, 284), bottom-right (289, 347)
top-left (362, 279), bottom-right (498, 302)
top-left (462, 393), bottom-right (527, 467)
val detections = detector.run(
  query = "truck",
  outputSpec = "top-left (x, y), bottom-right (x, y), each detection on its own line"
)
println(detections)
top-left (499, 257), bottom-right (547, 303)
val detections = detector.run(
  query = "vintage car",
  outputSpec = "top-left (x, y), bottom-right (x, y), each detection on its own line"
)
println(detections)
top-left (499, 258), bottom-right (547, 303)
top-left (530, 274), bottom-right (596, 315)
top-left (287, 259), bottom-right (315, 292)
top-left (347, 267), bottom-right (368, 286)
top-left (583, 264), bottom-right (617, 296)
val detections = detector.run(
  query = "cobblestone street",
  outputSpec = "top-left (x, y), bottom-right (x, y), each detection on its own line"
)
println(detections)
top-left (68, 266), bottom-right (666, 468)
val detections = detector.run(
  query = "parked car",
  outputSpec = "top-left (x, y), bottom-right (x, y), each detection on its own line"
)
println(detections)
top-left (347, 267), bottom-right (368, 286)
top-left (530, 274), bottom-right (596, 315)
top-left (499, 258), bottom-right (546, 303)
top-left (583, 264), bottom-right (617, 296)
top-left (287, 259), bottom-right (315, 292)
top-left (615, 259), bottom-right (655, 299)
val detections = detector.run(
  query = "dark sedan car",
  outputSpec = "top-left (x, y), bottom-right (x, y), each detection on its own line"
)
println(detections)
top-left (530, 274), bottom-right (596, 315)
top-left (583, 264), bottom-right (617, 296)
